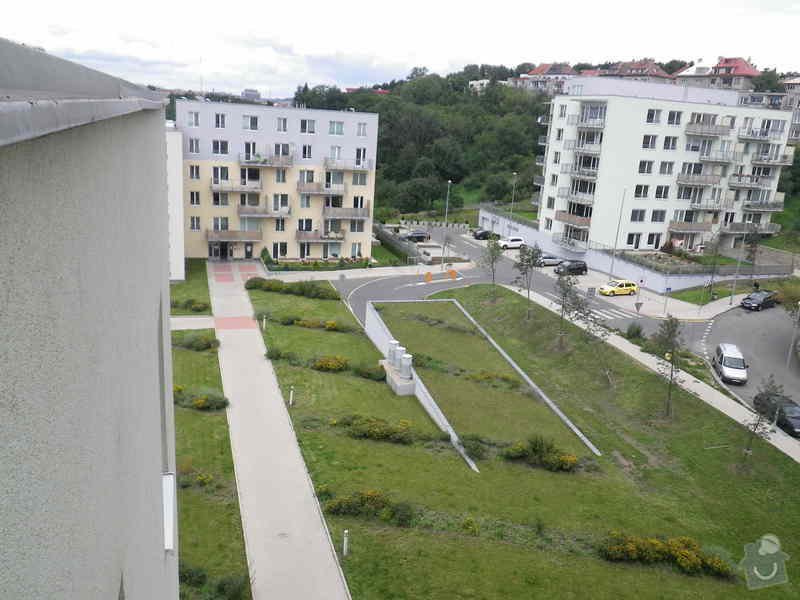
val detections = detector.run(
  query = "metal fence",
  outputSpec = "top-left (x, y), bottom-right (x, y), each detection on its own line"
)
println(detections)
top-left (373, 224), bottom-right (419, 261)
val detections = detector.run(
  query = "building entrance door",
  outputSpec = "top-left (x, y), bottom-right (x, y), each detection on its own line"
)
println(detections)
top-left (245, 243), bottom-right (253, 259)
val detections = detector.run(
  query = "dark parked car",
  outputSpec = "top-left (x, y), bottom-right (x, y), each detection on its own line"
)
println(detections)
top-left (741, 290), bottom-right (777, 311)
top-left (753, 397), bottom-right (800, 438)
top-left (536, 254), bottom-right (563, 267)
top-left (472, 229), bottom-right (498, 240)
top-left (554, 260), bottom-right (588, 275)
top-left (403, 230), bottom-right (430, 243)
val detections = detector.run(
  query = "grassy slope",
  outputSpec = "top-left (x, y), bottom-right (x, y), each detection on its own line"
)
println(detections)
top-left (761, 197), bottom-right (800, 253)
top-left (248, 284), bottom-right (800, 598)
top-left (171, 330), bottom-right (250, 598)
top-left (671, 277), bottom-right (799, 305)
top-left (170, 259), bottom-right (212, 315)
top-left (371, 244), bottom-right (405, 266)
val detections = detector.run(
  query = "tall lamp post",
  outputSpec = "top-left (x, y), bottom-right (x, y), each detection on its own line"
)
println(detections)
top-left (609, 188), bottom-right (627, 277)
top-left (508, 171), bottom-right (518, 237)
top-left (441, 179), bottom-right (452, 270)
top-left (786, 301), bottom-right (800, 369)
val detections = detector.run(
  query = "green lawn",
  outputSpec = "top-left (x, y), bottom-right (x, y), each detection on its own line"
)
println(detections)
top-left (171, 259), bottom-right (212, 315)
top-left (248, 284), bottom-right (800, 598)
top-left (671, 277), bottom-right (800, 305)
top-left (687, 254), bottom-right (740, 267)
top-left (371, 244), bottom-right (406, 266)
top-left (761, 197), bottom-right (800, 253)
top-left (171, 330), bottom-right (250, 599)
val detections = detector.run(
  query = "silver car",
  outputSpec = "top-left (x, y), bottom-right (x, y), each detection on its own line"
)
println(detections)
top-left (712, 343), bottom-right (748, 384)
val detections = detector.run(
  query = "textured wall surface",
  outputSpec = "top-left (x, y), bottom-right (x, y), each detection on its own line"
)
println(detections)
top-left (0, 109), bottom-right (179, 599)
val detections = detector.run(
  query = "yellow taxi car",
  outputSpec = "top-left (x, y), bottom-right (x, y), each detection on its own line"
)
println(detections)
top-left (598, 279), bottom-right (639, 296)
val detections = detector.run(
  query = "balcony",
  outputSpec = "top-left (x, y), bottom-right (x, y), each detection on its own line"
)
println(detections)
top-left (323, 157), bottom-right (374, 171)
top-left (552, 232), bottom-right (588, 253)
top-left (721, 222), bottom-right (781, 234)
top-left (206, 229), bottom-right (263, 242)
top-left (538, 135), bottom-right (548, 146)
top-left (688, 200), bottom-right (734, 211)
top-left (742, 201), bottom-right (785, 212)
top-left (751, 149), bottom-right (795, 166)
top-left (532, 191), bottom-right (541, 206)
top-left (533, 175), bottom-right (546, 186)
top-left (210, 179), bottom-right (262, 193)
top-left (557, 187), bottom-right (595, 205)
top-left (789, 130), bottom-right (800, 145)
top-left (728, 174), bottom-right (774, 189)
top-left (239, 152), bottom-right (294, 167)
top-left (667, 221), bottom-right (712, 233)
top-left (537, 115), bottom-right (551, 125)
top-left (535, 155), bottom-right (546, 167)
top-left (322, 202), bottom-right (371, 219)
top-left (554, 210), bottom-right (591, 228)
top-left (738, 128), bottom-right (783, 141)
top-left (296, 181), bottom-right (348, 195)
top-left (567, 114), bottom-right (605, 129)
top-left (296, 229), bottom-right (346, 242)
top-left (699, 150), bottom-right (740, 163)
top-left (566, 140), bottom-right (602, 154)
top-left (561, 164), bottom-right (599, 179)
top-left (237, 205), bottom-right (291, 218)
top-left (675, 173), bottom-right (721, 186)
top-left (685, 123), bottom-right (732, 137)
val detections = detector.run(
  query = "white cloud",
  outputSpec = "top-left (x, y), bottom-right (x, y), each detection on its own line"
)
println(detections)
top-left (2, 0), bottom-right (797, 96)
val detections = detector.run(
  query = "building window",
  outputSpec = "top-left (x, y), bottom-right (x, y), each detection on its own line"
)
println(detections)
top-left (663, 136), bottom-right (677, 150)
top-left (546, 196), bottom-right (555, 209)
top-left (626, 233), bottom-right (639, 245)
top-left (242, 115), bottom-right (258, 130)
top-left (298, 218), bottom-right (312, 231)
top-left (655, 185), bottom-right (670, 199)
top-left (212, 166), bottom-right (229, 182)
top-left (544, 218), bottom-right (552, 231)
top-left (668, 110), bottom-right (682, 125)
top-left (302, 144), bottom-right (312, 159)
top-left (638, 160), bottom-right (653, 174)
top-left (274, 143), bottom-right (289, 157)
top-left (357, 122), bottom-right (367, 137)
top-left (329, 120), bottom-right (344, 135)
top-left (351, 242), bottom-right (362, 258)
top-left (240, 193), bottom-right (258, 206)
top-left (187, 111), bottom-right (199, 127)
top-left (277, 117), bottom-right (287, 132)
top-left (631, 209), bottom-right (646, 222)
top-left (659, 161), bottom-right (674, 175)
top-left (188, 138), bottom-right (199, 153)
top-left (276, 169), bottom-right (286, 183)
top-left (190, 191), bottom-right (200, 205)
top-left (330, 145), bottom-right (342, 159)
top-left (352, 172), bottom-right (367, 186)
top-left (215, 113), bottom-right (226, 128)
top-left (190, 216), bottom-right (200, 231)
top-left (301, 119), bottom-right (316, 134)
top-left (642, 135), bottom-right (657, 149)
top-left (646, 109), bottom-right (661, 124)
top-left (273, 193), bottom-right (289, 208)
top-left (558, 104), bottom-right (567, 118)
top-left (189, 165), bottom-right (200, 179)
top-left (634, 185), bottom-right (649, 198)
top-left (350, 220), bottom-right (365, 232)
top-left (556, 128), bottom-right (563, 141)
top-left (275, 218), bottom-right (285, 232)
top-left (299, 169), bottom-right (314, 183)
top-left (550, 174), bottom-right (558, 186)
top-left (651, 209), bottom-right (666, 222)
top-left (212, 192), bottom-right (229, 206)
top-left (213, 217), bottom-right (229, 231)
top-left (212, 140), bottom-right (229, 155)
top-left (553, 151), bottom-right (561, 165)
top-left (300, 194), bottom-right (311, 208)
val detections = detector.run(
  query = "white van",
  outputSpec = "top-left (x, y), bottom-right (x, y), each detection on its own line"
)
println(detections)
top-left (712, 343), bottom-right (748, 384)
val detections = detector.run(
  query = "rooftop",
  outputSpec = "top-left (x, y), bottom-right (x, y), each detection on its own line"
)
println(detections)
top-left (176, 97), bottom-right (379, 116)
top-left (527, 63), bottom-right (577, 77)
top-left (677, 57), bottom-right (761, 78)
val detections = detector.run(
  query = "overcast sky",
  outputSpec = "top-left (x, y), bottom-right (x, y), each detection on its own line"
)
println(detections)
top-left (3, 0), bottom-right (798, 97)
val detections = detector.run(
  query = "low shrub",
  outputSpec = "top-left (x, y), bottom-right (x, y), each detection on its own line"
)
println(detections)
top-left (625, 322), bottom-right (644, 340)
top-left (190, 302), bottom-right (209, 312)
top-left (179, 561), bottom-right (208, 587)
top-left (265, 347), bottom-right (302, 365)
top-left (174, 385), bottom-right (229, 411)
top-left (501, 435), bottom-right (578, 472)
top-left (465, 370), bottom-right (520, 389)
top-left (182, 298), bottom-right (196, 309)
top-left (177, 331), bottom-right (220, 352)
top-left (273, 280), bottom-right (340, 300)
top-left (279, 314), bottom-right (300, 326)
top-left (382, 501), bottom-right (414, 527)
top-left (315, 484), bottom-right (335, 502)
top-left (325, 490), bottom-right (392, 517)
top-left (244, 277), bottom-right (267, 290)
top-left (703, 554), bottom-right (735, 579)
top-left (194, 472), bottom-right (214, 487)
top-left (215, 575), bottom-right (249, 600)
top-left (352, 364), bottom-right (386, 381)
top-left (336, 414), bottom-right (414, 445)
top-left (324, 320), bottom-right (339, 331)
top-left (460, 434), bottom-right (489, 460)
top-left (261, 279), bottom-right (285, 293)
top-left (311, 355), bottom-right (349, 372)
top-left (461, 516), bottom-right (480, 536)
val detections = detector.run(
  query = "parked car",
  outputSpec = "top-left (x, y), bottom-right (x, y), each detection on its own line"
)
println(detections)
top-left (536, 254), bottom-right (563, 267)
top-left (741, 290), bottom-right (777, 311)
top-left (498, 236), bottom-right (525, 250)
top-left (712, 343), bottom-right (748, 385)
top-left (753, 393), bottom-right (800, 437)
top-left (403, 230), bottom-right (430, 243)
top-left (472, 229), bottom-right (498, 241)
top-left (598, 279), bottom-right (638, 296)
top-left (554, 260), bottom-right (588, 275)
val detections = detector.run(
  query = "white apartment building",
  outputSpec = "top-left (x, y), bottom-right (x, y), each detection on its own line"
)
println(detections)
top-left (175, 99), bottom-right (378, 262)
top-left (166, 121), bottom-right (185, 280)
top-left (535, 77), bottom-right (792, 253)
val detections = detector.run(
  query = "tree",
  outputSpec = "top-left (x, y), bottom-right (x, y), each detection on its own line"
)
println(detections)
top-left (650, 316), bottom-right (683, 418)
top-left (744, 224), bottom-right (760, 277)
top-left (658, 59), bottom-right (691, 75)
top-left (703, 235), bottom-right (722, 300)
top-left (572, 62), bottom-right (594, 73)
top-left (742, 412), bottom-right (771, 465)
top-left (484, 173), bottom-right (512, 203)
top-left (752, 69), bottom-right (784, 93)
top-left (407, 66), bottom-right (429, 80)
top-left (555, 274), bottom-right (586, 348)
top-left (513, 244), bottom-right (543, 320)
top-left (753, 375), bottom-right (790, 422)
top-left (479, 239), bottom-right (504, 301)
top-left (575, 298), bottom-right (614, 387)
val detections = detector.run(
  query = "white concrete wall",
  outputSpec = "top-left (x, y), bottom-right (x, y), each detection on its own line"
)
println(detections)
top-left (166, 126), bottom-right (185, 280)
top-left (0, 109), bottom-right (178, 599)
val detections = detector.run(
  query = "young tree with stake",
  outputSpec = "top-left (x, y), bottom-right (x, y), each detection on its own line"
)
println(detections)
top-left (479, 238), bottom-right (504, 301)
top-left (513, 243), bottom-right (543, 320)
top-left (650, 315), bottom-right (683, 418)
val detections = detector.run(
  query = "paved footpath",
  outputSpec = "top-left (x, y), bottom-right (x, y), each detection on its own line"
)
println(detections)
top-left (207, 260), bottom-right (350, 600)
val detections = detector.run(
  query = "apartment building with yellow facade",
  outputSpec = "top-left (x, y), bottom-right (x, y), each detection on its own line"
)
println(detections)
top-left (175, 99), bottom-right (378, 261)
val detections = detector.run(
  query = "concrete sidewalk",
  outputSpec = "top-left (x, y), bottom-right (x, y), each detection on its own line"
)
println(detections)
top-left (169, 315), bottom-right (215, 331)
top-left (503, 284), bottom-right (800, 464)
top-left (207, 261), bottom-right (350, 600)
top-left (261, 262), bottom-right (476, 282)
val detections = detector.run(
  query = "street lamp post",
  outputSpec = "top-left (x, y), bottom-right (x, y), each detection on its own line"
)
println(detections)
top-left (508, 171), bottom-right (518, 237)
top-left (609, 188), bottom-right (627, 277)
top-left (441, 179), bottom-right (452, 270)
top-left (729, 236), bottom-right (744, 305)
top-left (786, 301), bottom-right (800, 369)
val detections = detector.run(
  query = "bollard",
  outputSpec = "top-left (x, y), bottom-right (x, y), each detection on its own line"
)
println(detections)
top-left (400, 353), bottom-right (413, 379)
top-left (289, 385), bottom-right (294, 407)
top-left (394, 346), bottom-right (406, 370)
top-left (343, 529), bottom-right (349, 557)
top-left (387, 340), bottom-right (399, 366)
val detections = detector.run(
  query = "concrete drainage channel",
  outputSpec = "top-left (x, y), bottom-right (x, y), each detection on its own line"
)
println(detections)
top-left (363, 298), bottom-right (602, 471)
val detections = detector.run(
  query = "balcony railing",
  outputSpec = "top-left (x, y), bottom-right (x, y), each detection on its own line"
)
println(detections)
top-left (535, 155), bottom-right (546, 167)
top-left (296, 229), bottom-right (346, 242)
top-left (554, 210), bottom-right (591, 228)
top-left (237, 205), bottom-right (291, 218)
top-left (738, 128), bottom-right (783, 141)
top-left (206, 229), bottom-right (263, 242)
top-left (239, 152), bottom-right (294, 167)
top-left (728, 174), bottom-right (775, 189)
top-left (538, 135), bottom-right (548, 146)
top-left (561, 164), bottom-right (599, 179)
top-left (667, 221), bottom-right (712, 233)
top-left (721, 222), bottom-right (781, 234)
top-left (750, 149), bottom-right (794, 166)
top-left (699, 150), bottom-right (741, 163)
top-left (567, 114), bottom-right (605, 128)
top-left (537, 115), bottom-right (551, 125)
top-left (742, 201), bottom-right (784, 212)
top-left (685, 123), bottom-right (732, 136)
top-left (552, 232), bottom-right (589, 253)
top-left (296, 181), bottom-right (348, 195)
top-left (323, 157), bottom-right (374, 171)
top-left (557, 187), bottom-right (595, 205)
top-left (675, 173), bottom-right (721, 186)
top-left (322, 202), bottom-right (371, 219)
top-left (688, 200), bottom-right (734, 211)
top-left (532, 191), bottom-right (541, 206)
top-left (210, 179), bottom-right (262, 193)
top-left (565, 140), bottom-right (602, 154)
top-left (533, 175), bottom-right (546, 186)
